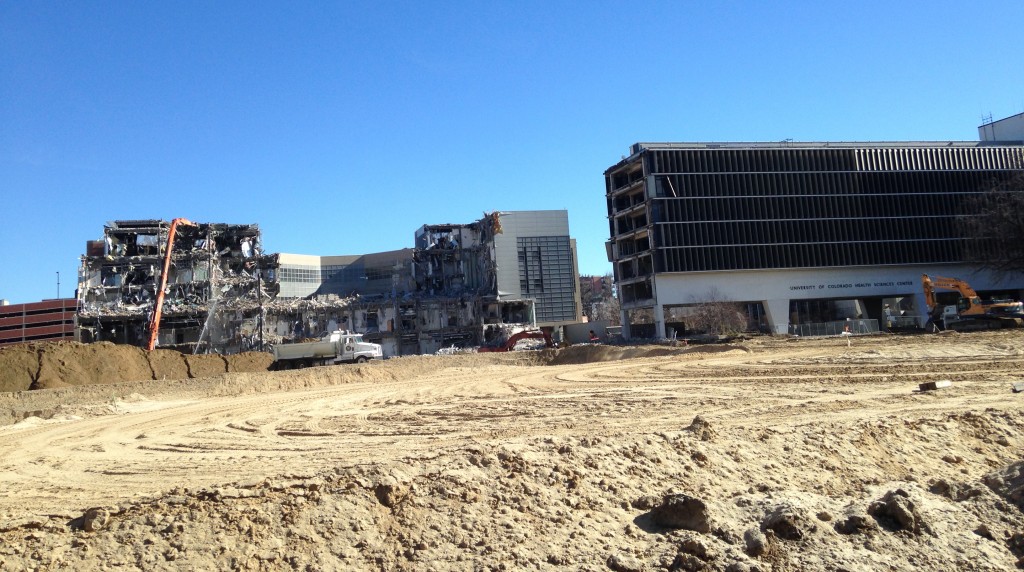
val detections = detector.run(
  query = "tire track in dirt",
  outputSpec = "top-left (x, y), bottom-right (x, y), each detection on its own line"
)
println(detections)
top-left (0, 363), bottom-right (567, 516)
top-left (1, 333), bottom-right (1022, 523)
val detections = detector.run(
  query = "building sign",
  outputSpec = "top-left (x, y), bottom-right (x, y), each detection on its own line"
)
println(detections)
top-left (789, 280), bottom-right (915, 292)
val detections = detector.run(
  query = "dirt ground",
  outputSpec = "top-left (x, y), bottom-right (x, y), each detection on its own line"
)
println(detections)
top-left (1, 331), bottom-right (1023, 571)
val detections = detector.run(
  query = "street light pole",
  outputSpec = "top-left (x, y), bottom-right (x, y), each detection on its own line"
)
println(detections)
top-left (256, 257), bottom-right (264, 351)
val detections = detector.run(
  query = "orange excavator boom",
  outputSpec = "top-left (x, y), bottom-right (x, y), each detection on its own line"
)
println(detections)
top-left (146, 218), bottom-right (197, 351)
top-left (921, 273), bottom-right (985, 316)
top-left (478, 329), bottom-right (553, 352)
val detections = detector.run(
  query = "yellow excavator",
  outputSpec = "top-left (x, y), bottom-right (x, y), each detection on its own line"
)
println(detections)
top-left (921, 273), bottom-right (1024, 331)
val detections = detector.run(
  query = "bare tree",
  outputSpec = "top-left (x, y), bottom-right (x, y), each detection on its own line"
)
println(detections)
top-left (959, 172), bottom-right (1024, 276)
top-left (687, 289), bottom-right (747, 335)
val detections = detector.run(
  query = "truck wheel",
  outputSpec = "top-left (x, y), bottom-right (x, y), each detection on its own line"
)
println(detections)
top-left (356, 356), bottom-right (368, 363)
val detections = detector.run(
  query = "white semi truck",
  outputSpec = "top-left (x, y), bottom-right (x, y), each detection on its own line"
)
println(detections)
top-left (272, 330), bottom-right (383, 369)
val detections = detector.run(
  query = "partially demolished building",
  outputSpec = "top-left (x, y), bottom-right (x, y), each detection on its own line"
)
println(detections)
top-left (278, 211), bottom-right (582, 356)
top-left (357, 210), bottom-right (581, 355)
top-left (271, 249), bottom-right (415, 350)
top-left (78, 220), bottom-right (291, 353)
top-left (77, 211), bottom-right (581, 357)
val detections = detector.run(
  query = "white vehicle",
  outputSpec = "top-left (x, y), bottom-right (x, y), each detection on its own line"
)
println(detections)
top-left (272, 330), bottom-right (383, 369)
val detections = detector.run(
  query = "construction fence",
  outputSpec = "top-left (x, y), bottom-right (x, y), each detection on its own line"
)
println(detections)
top-left (789, 319), bottom-right (879, 337)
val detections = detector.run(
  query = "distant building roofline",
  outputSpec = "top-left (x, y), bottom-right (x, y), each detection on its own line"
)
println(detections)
top-left (629, 140), bottom-right (1022, 151)
top-left (604, 140), bottom-right (1024, 173)
top-left (980, 110), bottom-right (1024, 128)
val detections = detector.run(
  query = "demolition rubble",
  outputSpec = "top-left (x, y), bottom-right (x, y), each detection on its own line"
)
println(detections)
top-left (351, 213), bottom-right (541, 356)
top-left (76, 212), bottom-right (581, 357)
top-left (79, 220), bottom-right (291, 354)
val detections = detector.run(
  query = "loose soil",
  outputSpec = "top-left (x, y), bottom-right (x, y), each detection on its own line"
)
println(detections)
top-left (1, 332), bottom-right (1023, 570)
top-left (0, 341), bottom-right (272, 395)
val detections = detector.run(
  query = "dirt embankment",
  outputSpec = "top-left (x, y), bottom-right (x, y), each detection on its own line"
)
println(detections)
top-left (0, 340), bottom-right (719, 396)
top-left (0, 342), bottom-right (272, 393)
top-left (2, 333), bottom-right (1023, 570)
top-left (0, 344), bottom-right (699, 427)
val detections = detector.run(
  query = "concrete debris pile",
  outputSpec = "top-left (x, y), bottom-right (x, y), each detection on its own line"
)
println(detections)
top-left (259, 294), bottom-right (357, 347)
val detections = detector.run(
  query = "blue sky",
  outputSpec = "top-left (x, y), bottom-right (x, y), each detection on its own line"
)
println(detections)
top-left (2, 1), bottom-right (1023, 304)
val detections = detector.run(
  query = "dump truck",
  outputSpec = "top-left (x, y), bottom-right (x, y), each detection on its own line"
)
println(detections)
top-left (272, 330), bottom-right (383, 369)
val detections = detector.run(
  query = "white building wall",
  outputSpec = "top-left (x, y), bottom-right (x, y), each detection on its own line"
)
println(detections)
top-left (979, 112), bottom-right (1024, 142)
top-left (652, 265), bottom-right (1024, 335)
top-left (276, 253), bottom-right (360, 298)
top-left (491, 210), bottom-right (571, 298)
top-left (277, 253), bottom-right (322, 298)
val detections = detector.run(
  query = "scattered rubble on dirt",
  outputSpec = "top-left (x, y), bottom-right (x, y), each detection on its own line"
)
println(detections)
top-left (0, 331), bottom-right (1023, 570)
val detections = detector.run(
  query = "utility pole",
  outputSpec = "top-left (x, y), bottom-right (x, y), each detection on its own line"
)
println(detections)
top-left (256, 257), bottom-right (264, 351)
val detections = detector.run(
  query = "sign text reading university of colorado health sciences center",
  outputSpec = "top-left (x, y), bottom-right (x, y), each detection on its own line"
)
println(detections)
top-left (789, 281), bottom-right (915, 292)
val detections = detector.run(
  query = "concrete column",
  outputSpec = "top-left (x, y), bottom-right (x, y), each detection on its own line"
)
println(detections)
top-left (620, 307), bottom-right (631, 340)
top-left (653, 303), bottom-right (666, 339)
top-left (912, 292), bottom-right (931, 328)
top-left (763, 298), bottom-right (790, 334)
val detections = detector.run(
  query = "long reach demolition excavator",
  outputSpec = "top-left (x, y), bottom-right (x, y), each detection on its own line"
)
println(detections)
top-left (146, 218), bottom-right (197, 351)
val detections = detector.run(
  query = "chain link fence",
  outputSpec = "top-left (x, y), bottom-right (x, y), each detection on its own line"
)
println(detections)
top-left (789, 319), bottom-right (879, 337)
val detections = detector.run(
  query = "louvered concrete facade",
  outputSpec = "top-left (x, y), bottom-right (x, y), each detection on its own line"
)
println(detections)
top-left (604, 141), bottom-right (1024, 338)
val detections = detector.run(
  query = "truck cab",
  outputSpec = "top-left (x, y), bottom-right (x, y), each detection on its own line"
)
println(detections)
top-left (329, 331), bottom-right (383, 364)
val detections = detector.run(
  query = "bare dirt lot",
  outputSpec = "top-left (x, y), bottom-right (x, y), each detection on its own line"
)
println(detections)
top-left (1, 331), bottom-right (1023, 571)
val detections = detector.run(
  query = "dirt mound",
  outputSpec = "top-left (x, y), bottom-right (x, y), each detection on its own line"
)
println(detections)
top-left (183, 354), bottom-right (228, 378)
top-left (0, 342), bottom-right (273, 393)
top-left (2, 331), bottom-right (1024, 569)
top-left (225, 352), bottom-right (273, 373)
top-left (0, 345), bottom-right (38, 393)
top-left (545, 343), bottom-right (748, 365)
top-left (147, 349), bottom-right (190, 381)
top-left (1, 339), bottom-right (738, 394)
top-left (33, 342), bottom-right (153, 390)
top-left (3, 413), bottom-right (1024, 570)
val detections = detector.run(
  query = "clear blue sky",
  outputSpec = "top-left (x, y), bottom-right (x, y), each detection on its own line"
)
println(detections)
top-left (2, 1), bottom-right (1023, 304)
